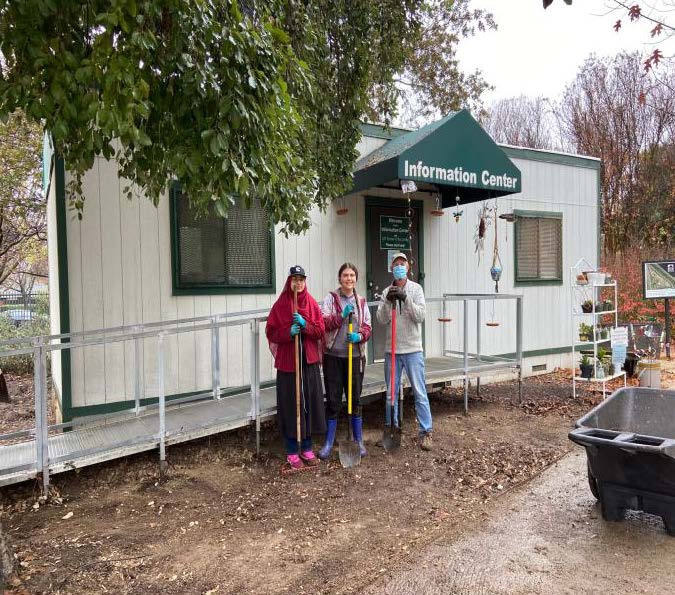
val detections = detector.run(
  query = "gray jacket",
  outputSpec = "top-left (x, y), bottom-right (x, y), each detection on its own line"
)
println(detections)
top-left (376, 279), bottom-right (425, 354)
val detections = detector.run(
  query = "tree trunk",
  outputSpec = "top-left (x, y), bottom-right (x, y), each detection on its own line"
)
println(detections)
top-left (0, 371), bottom-right (8, 403)
top-left (0, 521), bottom-right (15, 588)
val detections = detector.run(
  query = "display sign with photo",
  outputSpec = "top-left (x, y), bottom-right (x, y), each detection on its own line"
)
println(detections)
top-left (642, 260), bottom-right (675, 299)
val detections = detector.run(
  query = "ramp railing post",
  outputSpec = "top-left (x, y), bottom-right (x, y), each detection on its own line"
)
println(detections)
top-left (250, 319), bottom-right (261, 456)
top-left (442, 298), bottom-right (447, 356)
top-left (157, 332), bottom-right (167, 472)
top-left (476, 298), bottom-right (481, 397)
top-left (33, 339), bottom-right (49, 493)
top-left (463, 299), bottom-right (469, 415)
top-left (211, 315), bottom-right (221, 400)
top-left (516, 296), bottom-right (523, 404)
top-left (133, 326), bottom-right (141, 415)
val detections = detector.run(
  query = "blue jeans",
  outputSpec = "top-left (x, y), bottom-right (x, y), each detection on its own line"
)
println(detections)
top-left (285, 437), bottom-right (312, 455)
top-left (384, 351), bottom-right (433, 435)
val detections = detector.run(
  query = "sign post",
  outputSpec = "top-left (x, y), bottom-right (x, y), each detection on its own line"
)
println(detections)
top-left (642, 260), bottom-right (675, 359)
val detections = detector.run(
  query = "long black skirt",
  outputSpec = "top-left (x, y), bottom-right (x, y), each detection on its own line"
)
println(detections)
top-left (276, 361), bottom-right (326, 441)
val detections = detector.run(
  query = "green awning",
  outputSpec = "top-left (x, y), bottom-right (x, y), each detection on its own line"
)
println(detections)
top-left (350, 110), bottom-right (521, 207)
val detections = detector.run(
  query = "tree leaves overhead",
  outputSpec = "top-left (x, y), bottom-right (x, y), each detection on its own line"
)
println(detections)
top-left (0, 0), bottom-right (491, 234)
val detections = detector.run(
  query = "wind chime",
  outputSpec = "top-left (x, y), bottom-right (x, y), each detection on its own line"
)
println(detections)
top-left (452, 195), bottom-right (463, 223)
top-left (487, 200), bottom-right (502, 328)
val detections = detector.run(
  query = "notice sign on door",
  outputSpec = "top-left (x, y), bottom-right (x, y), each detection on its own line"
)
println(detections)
top-left (380, 216), bottom-right (410, 250)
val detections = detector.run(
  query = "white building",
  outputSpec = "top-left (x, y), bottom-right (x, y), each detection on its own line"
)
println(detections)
top-left (45, 110), bottom-right (600, 422)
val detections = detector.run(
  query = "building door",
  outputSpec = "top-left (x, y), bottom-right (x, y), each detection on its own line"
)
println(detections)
top-left (366, 198), bottom-right (423, 362)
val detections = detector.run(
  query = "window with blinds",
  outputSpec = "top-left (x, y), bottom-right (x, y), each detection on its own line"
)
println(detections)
top-left (515, 213), bottom-right (563, 283)
top-left (171, 185), bottom-right (274, 293)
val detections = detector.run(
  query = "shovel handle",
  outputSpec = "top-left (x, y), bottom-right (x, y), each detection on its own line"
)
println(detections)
top-left (390, 302), bottom-right (397, 408)
top-left (294, 289), bottom-right (300, 446)
top-left (348, 313), bottom-right (353, 415)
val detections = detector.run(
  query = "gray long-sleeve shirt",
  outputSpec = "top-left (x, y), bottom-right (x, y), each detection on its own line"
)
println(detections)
top-left (376, 279), bottom-right (425, 354)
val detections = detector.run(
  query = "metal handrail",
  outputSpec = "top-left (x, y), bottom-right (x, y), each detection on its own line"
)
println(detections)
top-left (0, 293), bottom-right (523, 492)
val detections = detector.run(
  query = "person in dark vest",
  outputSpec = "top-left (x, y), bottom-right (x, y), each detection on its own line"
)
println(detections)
top-left (266, 266), bottom-right (326, 472)
top-left (318, 263), bottom-right (372, 459)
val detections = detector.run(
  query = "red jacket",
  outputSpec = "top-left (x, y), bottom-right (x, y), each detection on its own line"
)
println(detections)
top-left (266, 290), bottom-right (325, 373)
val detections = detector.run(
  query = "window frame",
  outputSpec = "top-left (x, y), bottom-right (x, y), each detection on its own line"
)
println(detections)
top-left (513, 209), bottom-right (563, 286)
top-left (169, 182), bottom-right (276, 295)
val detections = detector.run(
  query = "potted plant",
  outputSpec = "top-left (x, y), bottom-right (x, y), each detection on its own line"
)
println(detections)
top-left (597, 347), bottom-right (612, 376)
top-left (576, 273), bottom-right (588, 285)
top-left (595, 300), bottom-right (605, 312)
top-left (581, 300), bottom-right (593, 313)
top-left (579, 354), bottom-right (594, 379)
top-left (578, 322), bottom-right (593, 342)
top-left (603, 299), bottom-right (613, 312)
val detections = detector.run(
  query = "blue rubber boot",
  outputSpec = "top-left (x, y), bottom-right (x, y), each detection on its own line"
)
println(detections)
top-left (318, 418), bottom-right (338, 460)
top-left (351, 416), bottom-right (367, 457)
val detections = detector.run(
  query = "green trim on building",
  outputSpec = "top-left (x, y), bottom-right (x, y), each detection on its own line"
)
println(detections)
top-left (513, 209), bottom-right (563, 219)
top-left (69, 380), bottom-right (277, 418)
top-left (499, 344), bottom-right (593, 360)
top-left (169, 182), bottom-right (276, 296)
top-left (360, 122), bottom-right (410, 141)
top-left (54, 155), bottom-right (73, 423)
top-left (69, 344), bottom-right (583, 417)
top-left (502, 146), bottom-right (601, 170)
top-left (513, 209), bottom-right (564, 285)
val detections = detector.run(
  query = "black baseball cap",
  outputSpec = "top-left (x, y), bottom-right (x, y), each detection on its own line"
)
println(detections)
top-left (289, 265), bottom-right (306, 277)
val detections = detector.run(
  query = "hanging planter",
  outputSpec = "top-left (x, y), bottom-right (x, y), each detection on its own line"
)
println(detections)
top-left (490, 264), bottom-right (502, 283)
top-left (430, 193), bottom-right (444, 217)
top-left (335, 197), bottom-right (349, 215)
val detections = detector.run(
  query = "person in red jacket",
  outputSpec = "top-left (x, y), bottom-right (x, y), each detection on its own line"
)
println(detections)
top-left (266, 266), bottom-right (326, 473)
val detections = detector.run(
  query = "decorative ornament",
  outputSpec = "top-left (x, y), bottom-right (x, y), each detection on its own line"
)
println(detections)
top-left (452, 195), bottom-right (463, 223)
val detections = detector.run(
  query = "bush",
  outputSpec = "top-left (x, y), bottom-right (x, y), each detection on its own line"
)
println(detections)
top-left (0, 315), bottom-right (50, 374)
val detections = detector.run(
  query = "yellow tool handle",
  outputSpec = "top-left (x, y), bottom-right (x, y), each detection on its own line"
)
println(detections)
top-left (348, 319), bottom-right (353, 415)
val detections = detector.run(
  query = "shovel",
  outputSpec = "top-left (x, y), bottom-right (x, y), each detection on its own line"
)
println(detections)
top-left (339, 312), bottom-right (361, 468)
top-left (382, 300), bottom-right (402, 451)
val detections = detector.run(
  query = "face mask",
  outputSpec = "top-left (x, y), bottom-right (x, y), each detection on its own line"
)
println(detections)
top-left (393, 265), bottom-right (407, 280)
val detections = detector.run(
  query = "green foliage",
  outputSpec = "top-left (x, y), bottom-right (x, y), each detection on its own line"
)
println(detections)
top-left (0, 0), bottom-right (492, 234)
top-left (0, 110), bottom-right (46, 283)
top-left (0, 316), bottom-right (50, 374)
top-left (579, 353), bottom-right (590, 366)
top-left (578, 322), bottom-right (593, 337)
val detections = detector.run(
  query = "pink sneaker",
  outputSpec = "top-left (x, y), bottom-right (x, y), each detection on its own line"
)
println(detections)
top-left (300, 450), bottom-right (319, 466)
top-left (286, 454), bottom-right (304, 469)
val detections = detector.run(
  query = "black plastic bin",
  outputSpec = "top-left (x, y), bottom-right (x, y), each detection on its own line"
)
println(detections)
top-left (569, 387), bottom-right (675, 535)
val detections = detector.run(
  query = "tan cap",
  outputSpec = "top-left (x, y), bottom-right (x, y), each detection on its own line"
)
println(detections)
top-left (391, 252), bottom-right (408, 262)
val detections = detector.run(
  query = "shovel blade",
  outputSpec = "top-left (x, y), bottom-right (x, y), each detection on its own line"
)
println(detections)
top-left (339, 441), bottom-right (361, 468)
top-left (382, 426), bottom-right (402, 452)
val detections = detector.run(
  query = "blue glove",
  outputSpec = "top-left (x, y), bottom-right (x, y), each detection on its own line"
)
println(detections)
top-left (347, 332), bottom-right (361, 344)
top-left (290, 323), bottom-right (301, 337)
top-left (293, 312), bottom-right (306, 328)
top-left (341, 303), bottom-right (354, 319)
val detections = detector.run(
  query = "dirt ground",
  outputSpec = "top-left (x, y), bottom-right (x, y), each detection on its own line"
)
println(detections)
top-left (1, 370), bottom-right (627, 594)
top-left (365, 450), bottom-right (675, 595)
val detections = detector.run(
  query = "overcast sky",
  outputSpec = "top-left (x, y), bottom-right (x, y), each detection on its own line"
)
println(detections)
top-left (457, 0), bottom-right (671, 104)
